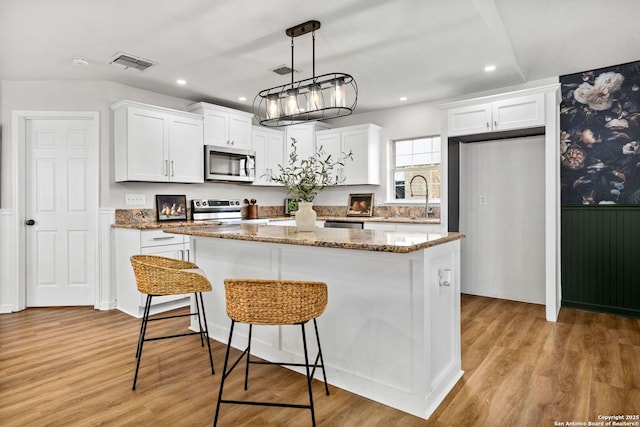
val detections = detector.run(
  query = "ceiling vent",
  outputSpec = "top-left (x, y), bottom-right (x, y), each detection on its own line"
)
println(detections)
top-left (106, 52), bottom-right (157, 72)
top-left (271, 65), bottom-right (299, 76)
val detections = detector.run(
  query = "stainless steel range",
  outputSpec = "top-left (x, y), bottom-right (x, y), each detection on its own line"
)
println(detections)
top-left (191, 199), bottom-right (242, 224)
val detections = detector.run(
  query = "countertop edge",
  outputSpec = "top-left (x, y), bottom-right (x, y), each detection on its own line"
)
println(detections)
top-left (166, 225), bottom-right (463, 254)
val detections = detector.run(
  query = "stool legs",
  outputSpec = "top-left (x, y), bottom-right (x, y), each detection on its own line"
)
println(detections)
top-left (213, 320), bottom-right (328, 427)
top-left (133, 295), bottom-right (153, 390)
top-left (197, 292), bottom-right (215, 375)
top-left (133, 293), bottom-right (214, 390)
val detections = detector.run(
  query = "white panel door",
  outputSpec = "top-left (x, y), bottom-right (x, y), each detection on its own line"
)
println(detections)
top-left (459, 136), bottom-right (545, 304)
top-left (26, 118), bottom-right (97, 306)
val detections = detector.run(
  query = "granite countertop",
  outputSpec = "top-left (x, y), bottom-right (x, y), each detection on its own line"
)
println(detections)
top-left (165, 223), bottom-right (462, 254)
top-left (111, 220), bottom-right (217, 230)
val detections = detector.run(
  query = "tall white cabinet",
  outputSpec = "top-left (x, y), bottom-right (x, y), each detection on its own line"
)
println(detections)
top-left (112, 100), bottom-right (204, 183)
top-left (251, 126), bottom-right (285, 185)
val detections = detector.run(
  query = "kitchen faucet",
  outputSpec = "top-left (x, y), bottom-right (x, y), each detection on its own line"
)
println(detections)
top-left (409, 174), bottom-right (430, 218)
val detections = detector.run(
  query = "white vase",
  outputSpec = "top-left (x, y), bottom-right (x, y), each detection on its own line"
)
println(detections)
top-left (295, 201), bottom-right (316, 231)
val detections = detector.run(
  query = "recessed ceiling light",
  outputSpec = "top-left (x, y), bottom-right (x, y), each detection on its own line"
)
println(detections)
top-left (72, 57), bottom-right (90, 66)
top-left (176, 79), bottom-right (187, 85)
top-left (238, 96), bottom-right (247, 102)
top-left (399, 97), bottom-right (408, 102)
top-left (484, 65), bottom-right (496, 72)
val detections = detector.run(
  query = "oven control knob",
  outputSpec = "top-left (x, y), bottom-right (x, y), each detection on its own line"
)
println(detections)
top-left (202, 200), bottom-right (208, 206)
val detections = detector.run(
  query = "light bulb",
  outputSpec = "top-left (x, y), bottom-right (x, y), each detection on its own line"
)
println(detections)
top-left (307, 84), bottom-right (324, 112)
top-left (266, 95), bottom-right (280, 120)
top-left (331, 78), bottom-right (346, 108)
top-left (285, 89), bottom-right (299, 116)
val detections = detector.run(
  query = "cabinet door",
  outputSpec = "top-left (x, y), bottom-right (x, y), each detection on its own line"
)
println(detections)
top-left (316, 130), bottom-right (343, 181)
top-left (168, 116), bottom-right (204, 183)
top-left (127, 107), bottom-right (169, 181)
top-left (395, 223), bottom-right (442, 233)
top-left (228, 113), bottom-right (252, 149)
top-left (363, 222), bottom-right (396, 231)
top-left (342, 127), bottom-right (377, 185)
top-left (252, 128), bottom-right (284, 185)
top-left (447, 103), bottom-right (492, 136)
top-left (285, 124), bottom-right (315, 160)
top-left (203, 109), bottom-right (229, 146)
top-left (492, 93), bottom-right (545, 132)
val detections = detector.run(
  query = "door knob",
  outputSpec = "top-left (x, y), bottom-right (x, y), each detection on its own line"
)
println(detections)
top-left (25, 219), bottom-right (36, 226)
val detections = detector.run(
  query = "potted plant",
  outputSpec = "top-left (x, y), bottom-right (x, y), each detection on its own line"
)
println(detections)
top-left (267, 138), bottom-right (352, 230)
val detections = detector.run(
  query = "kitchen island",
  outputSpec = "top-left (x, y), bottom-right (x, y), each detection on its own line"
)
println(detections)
top-left (166, 224), bottom-right (464, 420)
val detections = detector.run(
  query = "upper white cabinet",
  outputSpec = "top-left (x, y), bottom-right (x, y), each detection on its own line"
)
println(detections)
top-left (251, 126), bottom-right (285, 186)
top-left (284, 122), bottom-right (330, 160)
top-left (446, 93), bottom-right (544, 136)
top-left (188, 102), bottom-right (253, 149)
top-left (316, 124), bottom-right (381, 185)
top-left (112, 100), bottom-right (204, 183)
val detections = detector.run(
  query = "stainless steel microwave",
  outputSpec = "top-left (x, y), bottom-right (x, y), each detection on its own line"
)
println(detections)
top-left (204, 145), bottom-right (256, 182)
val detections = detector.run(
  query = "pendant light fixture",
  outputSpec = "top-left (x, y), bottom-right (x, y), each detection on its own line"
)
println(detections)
top-left (254, 20), bottom-right (358, 127)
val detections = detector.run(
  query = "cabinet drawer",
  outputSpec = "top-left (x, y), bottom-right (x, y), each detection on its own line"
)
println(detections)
top-left (140, 229), bottom-right (185, 247)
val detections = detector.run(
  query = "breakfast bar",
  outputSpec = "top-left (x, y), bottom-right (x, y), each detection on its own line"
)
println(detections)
top-left (166, 224), bottom-right (464, 420)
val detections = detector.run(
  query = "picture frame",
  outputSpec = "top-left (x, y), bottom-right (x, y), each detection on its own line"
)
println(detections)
top-left (284, 198), bottom-right (299, 215)
top-left (347, 193), bottom-right (374, 217)
top-left (156, 194), bottom-right (187, 222)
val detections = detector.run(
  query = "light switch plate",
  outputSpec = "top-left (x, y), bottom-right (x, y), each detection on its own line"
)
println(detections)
top-left (125, 193), bottom-right (146, 206)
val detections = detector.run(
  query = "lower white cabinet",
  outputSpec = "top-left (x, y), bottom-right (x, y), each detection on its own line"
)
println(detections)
top-left (364, 222), bottom-right (442, 232)
top-left (114, 228), bottom-right (191, 317)
top-left (270, 219), bottom-right (325, 227)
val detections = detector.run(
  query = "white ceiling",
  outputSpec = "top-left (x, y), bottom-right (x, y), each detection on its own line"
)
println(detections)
top-left (1, 0), bottom-right (639, 113)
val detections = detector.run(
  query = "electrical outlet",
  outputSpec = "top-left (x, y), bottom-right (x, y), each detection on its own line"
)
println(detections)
top-left (125, 193), bottom-right (146, 206)
top-left (479, 195), bottom-right (487, 206)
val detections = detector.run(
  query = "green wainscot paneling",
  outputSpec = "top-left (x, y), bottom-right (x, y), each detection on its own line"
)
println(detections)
top-left (561, 206), bottom-right (640, 318)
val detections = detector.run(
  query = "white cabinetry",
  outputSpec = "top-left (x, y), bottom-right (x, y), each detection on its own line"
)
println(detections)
top-left (251, 126), bottom-right (285, 185)
top-left (364, 222), bottom-right (442, 232)
top-left (112, 101), bottom-right (204, 183)
top-left (188, 102), bottom-right (253, 149)
top-left (316, 124), bottom-right (381, 185)
top-left (284, 122), bottom-right (330, 160)
top-left (114, 228), bottom-right (191, 317)
top-left (270, 219), bottom-right (325, 227)
top-left (446, 93), bottom-right (544, 136)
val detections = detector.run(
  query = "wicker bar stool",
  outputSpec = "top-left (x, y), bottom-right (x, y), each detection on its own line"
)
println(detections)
top-left (129, 255), bottom-right (214, 390)
top-left (214, 278), bottom-right (330, 427)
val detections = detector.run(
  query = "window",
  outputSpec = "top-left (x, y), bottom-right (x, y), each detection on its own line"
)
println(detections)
top-left (392, 136), bottom-right (441, 204)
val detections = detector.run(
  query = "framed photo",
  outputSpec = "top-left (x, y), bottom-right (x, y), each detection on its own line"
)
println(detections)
top-left (347, 193), bottom-right (374, 217)
top-left (284, 198), bottom-right (299, 215)
top-left (156, 194), bottom-right (187, 222)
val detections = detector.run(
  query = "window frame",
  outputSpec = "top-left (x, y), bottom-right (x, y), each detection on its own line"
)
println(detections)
top-left (389, 135), bottom-right (442, 205)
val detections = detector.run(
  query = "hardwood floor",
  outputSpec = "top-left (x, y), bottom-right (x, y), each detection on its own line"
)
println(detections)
top-left (1, 295), bottom-right (638, 426)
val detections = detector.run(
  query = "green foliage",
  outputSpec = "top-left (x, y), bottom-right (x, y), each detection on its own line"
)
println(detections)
top-left (267, 138), bottom-right (353, 202)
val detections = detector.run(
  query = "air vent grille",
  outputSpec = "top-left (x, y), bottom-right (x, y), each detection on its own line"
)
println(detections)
top-left (272, 65), bottom-right (298, 76)
top-left (106, 52), bottom-right (157, 72)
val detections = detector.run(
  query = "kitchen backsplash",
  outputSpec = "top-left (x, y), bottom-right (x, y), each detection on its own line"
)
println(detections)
top-left (115, 205), bottom-right (440, 225)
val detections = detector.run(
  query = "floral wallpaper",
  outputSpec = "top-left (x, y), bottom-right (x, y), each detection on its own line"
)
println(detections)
top-left (560, 61), bottom-right (640, 205)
